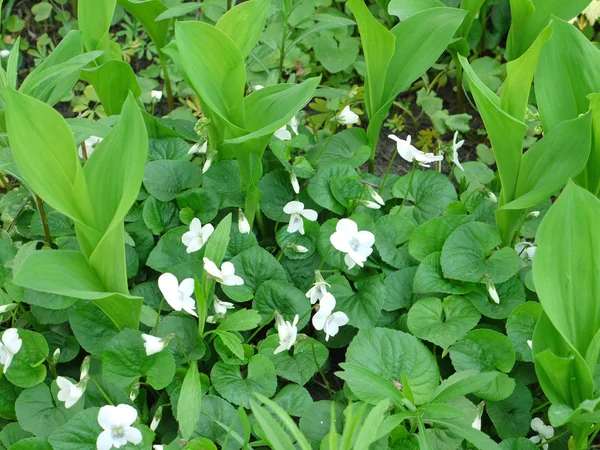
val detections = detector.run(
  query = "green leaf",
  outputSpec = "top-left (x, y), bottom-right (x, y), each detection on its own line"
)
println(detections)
top-left (273, 384), bottom-right (313, 417)
top-left (68, 301), bottom-right (118, 356)
top-left (157, 313), bottom-right (205, 364)
top-left (147, 226), bottom-right (205, 279)
top-left (15, 381), bottom-right (83, 437)
top-left (253, 280), bottom-right (311, 329)
top-left (215, 0), bottom-right (269, 59)
top-left (533, 181), bottom-right (600, 371)
top-left (383, 266), bottom-right (417, 311)
top-left (306, 128), bottom-right (370, 168)
top-left (9, 437), bottom-right (52, 450)
top-left (413, 252), bottom-right (475, 295)
top-left (4, 329), bottom-right (48, 388)
top-left (392, 171), bottom-right (457, 224)
top-left (487, 384), bottom-right (532, 439)
top-left (345, 327), bottom-right (439, 405)
top-left (276, 220), bottom-right (319, 260)
top-left (148, 137), bottom-right (192, 160)
top-left (178, 363), bottom-right (203, 440)
top-left (314, 35), bottom-right (360, 73)
top-left (336, 363), bottom-right (406, 408)
top-left (218, 309), bottom-right (261, 332)
top-left (506, 302), bottom-right (543, 363)
top-left (327, 274), bottom-right (385, 329)
top-left (192, 395), bottom-right (245, 449)
top-left (258, 335), bottom-right (328, 386)
top-left (203, 161), bottom-right (245, 209)
top-left (143, 160), bottom-right (203, 202)
top-left (211, 355), bottom-right (277, 406)
top-left (375, 214), bottom-right (415, 268)
top-left (215, 331), bottom-right (245, 360)
top-left (449, 329), bottom-right (515, 373)
top-left (117, 0), bottom-right (170, 49)
top-left (441, 222), bottom-right (520, 283)
top-left (258, 169), bottom-right (296, 221)
top-left (387, 0), bottom-right (444, 20)
top-left (465, 276), bottom-right (526, 320)
top-left (407, 296), bottom-right (481, 349)
top-left (143, 196), bottom-right (178, 235)
top-left (77, 0), bottom-right (117, 63)
top-left (502, 113), bottom-right (592, 210)
top-left (48, 407), bottom-right (154, 450)
top-left (176, 21), bottom-right (245, 126)
top-left (425, 417), bottom-right (502, 450)
top-left (81, 61), bottom-right (142, 115)
top-left (249, 400), bottom-right (296, 450)
top-left (308, 163), bottom-right (356, 215)
top-left (430, 370), bottom-right (503, 403)
top-left (102, 329), bottom-right (176, 391)
top-left (0, 375), bottom-right (20, 420)
top-left (299, 400), bottom-right (344, 443)
top-left (222, 247), bottom-right (288, 302)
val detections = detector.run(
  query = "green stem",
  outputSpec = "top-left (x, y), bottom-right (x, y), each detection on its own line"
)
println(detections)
top-left (174, 335), bottom-right (192, 365)
top-left (318, 245), bottom-right (332, 271)
top-left (152, 297), bottom-right (165, 336)
top-left (35, 195), bottom-right (53, 247)
top-left (540, 429), bottom-right (569, 448)
top-left (397, 161), bottom-right (418, 213)
top-left (158, 52), bottom-right (175, 112)
top-left (6, 193), bottom-right (30, 233)
top-left (90, 377), bottom-right (114, 405)
top-left (227, 0), bottom-right (233, 10)
top-left (245, 313), bottom-right (275, 344)
top-left (278, 13), bottom-right (288, 82)
top-left (379, 147), bottom-right (398, 194)
top-left (531, 401), bottom-right (550, 414)
top-left (311, 340), bottom-right (333, 397)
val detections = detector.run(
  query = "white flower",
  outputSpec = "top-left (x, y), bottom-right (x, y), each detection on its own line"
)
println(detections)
top-left (181, 218), bottom-right (214, 253)
top-left (486, 277), bottom-right (500, 304)
top-left (529, 417), bottom-right (554, 450)
top-left (203, 152), bottom-right (215, 173)
top-left (283, 201), bottom-right (317, 235)
top-left (203, 257), bottom-right (244, 286)
top-left (153, 446), bottom-right (164, 450)
top-left (451, 131), bottom-right (464, 171)
top-left (336, 105), bottom-right (359, 125)
top-left (290, 172), bottom-right (300, 194)
top-left (238, 209), bottom-right (251, 234)
top-left (78, 136), bottom-right (103, 159)
top-left (312, 293), bottom-right (348, 341)
top-left (188, 141), bottom-right (208, 155)
top-left (274, 313), bottom-right (299, 354)
top-left (388, 134), bottom-right (443, 168)
top-left (158, 273), bottom-right (197, 317)
top-left (214, 296), bottom-right (235, 316)
top-left (0, 303), bottom-right (16, 314)
top-left (96, 404), bottom-right (143, 450)
top-left (515, 242), bottom-right (537, 260)
top-left (330, 218), bottom-right (375, 269)
top-left (584, 0), bottom-right (600, 24)
top-left (274, 117), bottom-right (299, 141)
top-left (150, 406), bottom-right (162, 432)
top-left (487, 191), bottom-right (498, 203)
top-left (274, 125), bottom-right (292, 141)
top-left (254, 85), bottom-right (264, 91)
top-left (141, 334), bottom-right (167, 356)
top-left (0, 49), bottom-right (10, 58)
top-left (527, 211), bottom-right (540, 219)
top-left (151, 90), bottom-right (163, 101)
top-left (527, 339), bottom-right (533, 349)
top-left (306, 271), bottom-right (329, 305)
top-left (56, 376), bottom-right (85, 409)
top-left (293, 244), bottom-right (309, 253)
top-left (0, 328), bottom-right (22, 374)
top-left (472, 401), bottom-right (485, 430)
top-left (367, 186), bottom-right (385, 206)
top-left (358, 200), bottom-right (381, 209)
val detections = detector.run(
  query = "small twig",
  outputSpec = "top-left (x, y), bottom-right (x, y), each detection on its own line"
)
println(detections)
top-left (6, 193), bottom-right (31, 232)
top-left (35, 195), bottom-right (52, 247)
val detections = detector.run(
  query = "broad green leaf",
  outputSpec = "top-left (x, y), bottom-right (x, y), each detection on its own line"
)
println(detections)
top-left (387, 0), bottom-right (444, 20)
top-left (81, 61), bottom-right (142, 115)
top-left (258, 169), bottom-right (296, 221)
top-left (486, 384), bottom-right (532, 439)
top-left (407, 296), bottom-right (481, 349)
top-left (178, 363), bottom-right (203, 440)
top-left (299, 400), bottom-right (344, 443)
top-left (68, 301), bottom-right (119, 356)
top-left (215, 331), bottom-right (245, 360)
top-left (0, 375), bottom-right (20, 420)
top-left (506, 302), bottom-right (543, 362)
top-left (314, 35), bottom-right (359, 73)
top-left (102, 329), bottom-right (176, 391)
top-left (506, 0), bottom-right (589, 60)
top-left (273, 384), bottom-right (313, 417)
top-left (533, 181), bottom-right (600, 369)
top-left (465, 276), bottom-right (525, 320)
top-left (253, 280), bottom-right (311, 329)
top-left (118, 0), bottom-right (170, 49)
top-left (409, 214), bottom-right (472, 261)
top-left (249, 400), bottom-right (297, 450)
top-left (217, 309), bottom-right (261, 332)
top-left (48, 407), bottom-right (154, 450)
top-left (327, 274), bottom-right (385, 329)
top-left (306, 128), bottom-right (371, 168)
top-left (211, 355), bottom-right (277, 406)
top-left (346, 0), bottom-right (395, 118)
top-left (276, 220), bottom-right (319, 260)
top-left (5, 89), bottom-right (91, 224)
top-left (3, 329), bottom-right (48, 388)
top-left (502, 113), bottom-right (592, 211)
top-left (144, 160), bottom-right (203, 202)
top-left (14, 250), bottom-right (142, 330)
top-left (15, 381), bottom-right (83, 437)
top-left (441, 222), bottom-right (520, 283)
top-left (336, 363), bottom-right (406, 408)
top-left (392, 171), bottom-right (457, 224)
top-left (157, 313), bottom-right (205, 364)
top-left (176, 21), bottom-right (245, 126)
top-left (345, 327), bottom-right (439, 405)
top-left (192, 395), bottom-right (245, 449)
top-left (425, 417), bottom-right (502, 450)
top-left (222, 247), bottom-right (288, 302)
top-left (148, 137), bottom-right (192, 160)
top-left (414, 252), bottom-right (476, 295)
top-left (430, 370), bottom-right (503, 403)
top-left (77, 0), bottom-right (117, 64)
top-left (215, 0), bottom-right (270, 59)
top-left (9, 437), bottom-right (52, 450)
top-left (307, 163), bottom-right (356, 215)
top-left (147, 226), bottom-right (205, 279)
top-left (374, 214), bottom-right (415, 268)
top-left (254, 394), bottom-right (313, 450)
top-left (449, 329), bottom-right (515, 373)
top-left (177, 188), bottom-right (220, 223)
top-left (143, 196), bottom-right (177, 235)
top-left (258, 335), bottom-right (328, 386)
top-left (383, 266), bottom-right (417, 311)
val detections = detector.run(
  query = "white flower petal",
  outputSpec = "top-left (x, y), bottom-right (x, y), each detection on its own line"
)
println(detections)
top-left (179, 278), bottom-right (195, 297)
top-left (300, 208), bottom-right (318, 221)
top-left (96, 430), bottom-right (114, 450)
top-left (203, 258), bottom-right (222, 279)
top-left (284, 201), bottom-right (305, 214)
top-left (158, 273), bottom-right (181, 310)
top-left (124, 426), bottom-right (143, 445)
